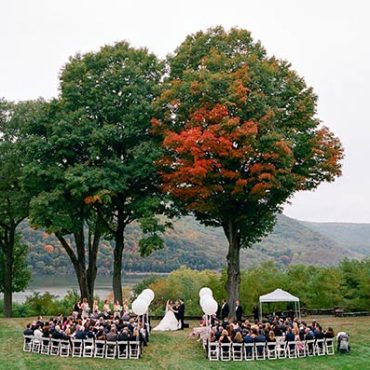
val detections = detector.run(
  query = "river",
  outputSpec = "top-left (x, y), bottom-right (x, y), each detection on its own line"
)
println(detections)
top-left (3, 274), bottom-right (166, 303)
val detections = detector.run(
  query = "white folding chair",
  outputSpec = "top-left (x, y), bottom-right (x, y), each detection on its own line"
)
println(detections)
top-left (315, 339), bottom-right (326, 356)
top-left (83, 339), bottom-right (94, 357)
top-left (255, 342), bottom-right (266, 360)
top-left (59, 339), bottom-right (70, 357)
top-left (40, 338), bottom-right (51, 355)
top-left (286, 341), bottom-right (297, 359)
top-left (94, 340), bottom-right (106, 358)
top-left (296, 341), bottom-right (306, 358)
top-left (232, 343), bottom-right (243, 361)
top-left (325, 338), bottom-right (335, 355)
top-left (31, 338), bottom-right (41, 353)
top-left (71, 338), bottom-right (83, 357)
top-left (266, 342), bottom-right (277, 360)
top-left (23, 335), bottom-right (33, 352)
top-left (305, 339), bottom-right (316, 356)
top-left (50, 339), bottom-right (60, 356)
top-left (117, 341), bottom-right (129, 359)
top-left (129, 341), bottom-right (141, 359)
top-left (208, 342), bottom-right (219, 361)
top-left (220, 343), bottom-right (231, 361)
top-left (105, 341), bottom-right (117, 359)
top-left (243, 343), bottom-right (255, 361)
top-left (277, 341), bottom-right (287, 359)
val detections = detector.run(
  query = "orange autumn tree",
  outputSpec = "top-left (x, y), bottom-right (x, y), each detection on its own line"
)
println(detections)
top-left (153, 27), bottom-right (344, 315)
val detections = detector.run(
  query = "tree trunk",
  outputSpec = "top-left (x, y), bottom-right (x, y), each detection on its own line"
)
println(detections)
top-left (86, 221), bottom-right (101, 309)
top-left (3, 243), bottom-right (13, 318)
top-left (56, 233), bottom-right (89, 303)
top-left (113, 201), bottom-right (125, 305)
top-left (112, 234), bottom-right (124, 305)
top-left (223, 220), bottom-right (241, 319)
top-left (3, 224), bottom-right (15, 318)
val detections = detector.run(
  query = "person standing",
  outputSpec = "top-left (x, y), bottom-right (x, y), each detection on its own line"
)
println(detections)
top-left (177, 298), bottom-right (185, 330)
top-left (235, 300), bottom-right (243, 322)
top-left (220, 299), bottom-right (229, 320)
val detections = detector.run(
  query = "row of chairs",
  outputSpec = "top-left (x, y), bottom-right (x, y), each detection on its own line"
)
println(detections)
top-left (23, 336), bottom-right (141, 360)
top-left (205, 338), bottom-right (335, 361)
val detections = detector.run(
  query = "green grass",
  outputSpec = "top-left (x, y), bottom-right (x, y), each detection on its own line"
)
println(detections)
top-left (0, 316), bottom-right (369, 369)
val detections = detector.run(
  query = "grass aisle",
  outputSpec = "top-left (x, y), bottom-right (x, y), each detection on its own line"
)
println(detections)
top-left (0, 317), bottom-right (370, 369)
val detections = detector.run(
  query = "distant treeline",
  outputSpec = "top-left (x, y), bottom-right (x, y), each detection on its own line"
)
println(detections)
top-left (136, 259), bottom-right (370, 316)
top-left (1, 259), bottom-right (368, 318)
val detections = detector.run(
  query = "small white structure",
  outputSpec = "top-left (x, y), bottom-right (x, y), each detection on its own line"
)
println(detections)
top-left (259, 288), bottom-right (301, 322)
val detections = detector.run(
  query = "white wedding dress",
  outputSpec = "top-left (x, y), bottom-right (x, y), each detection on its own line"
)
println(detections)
top-left (153, 302), bottom-right (179, 331)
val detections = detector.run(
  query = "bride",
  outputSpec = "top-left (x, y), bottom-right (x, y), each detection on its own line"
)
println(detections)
top-left (153, 300), bottom-right (179, 331)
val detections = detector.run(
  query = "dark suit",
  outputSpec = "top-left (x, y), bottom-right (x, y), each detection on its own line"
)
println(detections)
top-left (178, 302), bottom-right (185, 330)
top-left (221, 303), bottom-right (229, 319)
top-left (235, 305), bottom-right (243, 322)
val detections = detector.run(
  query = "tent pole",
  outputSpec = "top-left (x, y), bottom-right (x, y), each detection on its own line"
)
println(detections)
top-left (298, 301), bottom-right (301, 322)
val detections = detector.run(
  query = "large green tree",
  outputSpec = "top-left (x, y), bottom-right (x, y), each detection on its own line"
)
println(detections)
top-left (58, 42), bottom-right (167, 304)
top-left (0, 100), bottom-right (32, 317)
top-left (154, 27), bottom-right (344, 315)
top-left (22, 99), bottom-right (104, 308)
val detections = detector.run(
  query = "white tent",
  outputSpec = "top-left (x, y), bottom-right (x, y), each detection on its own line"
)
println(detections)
top-left (259, 289), bottom-right (301, 322)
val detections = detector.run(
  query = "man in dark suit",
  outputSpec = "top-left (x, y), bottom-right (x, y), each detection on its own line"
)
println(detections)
top-left (177, 298), bottom-right (185, 330)
top-left (235, 300), bottom-right (243, 322)
top-left (220, 300), bottom-right (229, 320)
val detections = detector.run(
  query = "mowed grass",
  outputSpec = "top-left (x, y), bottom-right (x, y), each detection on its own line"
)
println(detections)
top-left (0, 316), bottom-right (369, 370)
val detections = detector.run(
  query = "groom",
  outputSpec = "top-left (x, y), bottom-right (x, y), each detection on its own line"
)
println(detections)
top-left (176, 298), bottom-right (185, 330)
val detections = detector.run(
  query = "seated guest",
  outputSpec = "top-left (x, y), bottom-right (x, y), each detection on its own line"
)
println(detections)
top-left (219, 329), bottom-right (231, 344)
top-left (254, 329), bottom-right (267, 343)
top-left (314, 326), bottom-right (325, 340)
top-left (267, 330), bottom-right (276, 343)
top-left (325, 327), bottom-right (335, 339)
top-left (74, 325), bottom-right (87, 340)
top-left (285, 327), bottom-right (295, 342)
top-left (33, 326), bottom-right (43, 340)
top-left (233, 332), bottom-right (243, 343)
top-left (304, 327), bottom-right (314, 340)
top-left (106, 327), bottom-right (118, 341)
top-left (24, 324), bottom-right (34, 336)
top-left (118, 328), bottom-right (130, 342)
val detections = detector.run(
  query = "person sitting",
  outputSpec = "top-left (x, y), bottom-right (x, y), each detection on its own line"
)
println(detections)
top-left (254, 329), bottom-right (267, 343)
top-left (233, 331), bottom-right (243, 343)
top-left (325, 327), bottom-right (335, 339)
top-left (106, 327), bottom-right (118, 341)
top-left (219, 329), bottom-right (231, 344)
top-left (24, 324), bottom-right (34, 336)
top-left (74, 325), bottom-right (87, 340)
top-left (33, 326), bottom-right (43, 340)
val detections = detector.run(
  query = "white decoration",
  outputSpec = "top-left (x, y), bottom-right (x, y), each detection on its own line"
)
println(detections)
top-left (132, 298), bottom-right (148, 315)
top-left (199, 287), bottom-right (213, 298)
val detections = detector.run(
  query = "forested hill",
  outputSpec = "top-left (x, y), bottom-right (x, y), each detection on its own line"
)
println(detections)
top-left (20, 215), bottom-right (369, 275)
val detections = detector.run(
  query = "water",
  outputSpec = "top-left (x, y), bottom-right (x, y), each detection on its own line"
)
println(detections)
top-left (5, 274), bottom-right (165, 303)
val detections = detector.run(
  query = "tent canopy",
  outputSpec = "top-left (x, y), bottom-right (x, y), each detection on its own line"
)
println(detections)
top-left (259, 288), bottom-right (299, 303)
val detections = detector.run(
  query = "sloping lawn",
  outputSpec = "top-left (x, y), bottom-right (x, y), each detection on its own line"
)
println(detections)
top-left (0, 316), bottom-right (369, 369)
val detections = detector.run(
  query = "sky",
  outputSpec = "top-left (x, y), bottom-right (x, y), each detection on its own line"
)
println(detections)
top-left (1, 0), bottom-right (369, 223)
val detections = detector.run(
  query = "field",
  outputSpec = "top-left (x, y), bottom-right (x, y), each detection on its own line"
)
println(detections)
top-left (0, 316), bottom-right (369, 369)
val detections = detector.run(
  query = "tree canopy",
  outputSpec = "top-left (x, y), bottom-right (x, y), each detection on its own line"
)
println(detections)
top-left (153, 26), bottom-right (344, 312)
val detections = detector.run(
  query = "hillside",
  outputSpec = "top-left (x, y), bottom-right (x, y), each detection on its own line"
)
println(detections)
top-left (301, 221), bottom-right (370, 256)
top-left (19, 214), bottom-right (367, 276)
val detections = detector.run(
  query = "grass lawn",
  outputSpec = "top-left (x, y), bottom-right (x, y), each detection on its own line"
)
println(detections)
top-left (0, 315), bottom-right (369, 369)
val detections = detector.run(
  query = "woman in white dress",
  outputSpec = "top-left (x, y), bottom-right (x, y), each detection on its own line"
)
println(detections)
top-left (153, 300), bottom-right (179, 331)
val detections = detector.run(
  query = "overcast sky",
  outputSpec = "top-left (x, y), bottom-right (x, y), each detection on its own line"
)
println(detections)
top-left (1, 0), bottom-right (369, 223)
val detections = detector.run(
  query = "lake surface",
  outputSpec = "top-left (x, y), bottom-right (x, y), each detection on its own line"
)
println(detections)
top-left (5, 274), bottom-right (165, 303)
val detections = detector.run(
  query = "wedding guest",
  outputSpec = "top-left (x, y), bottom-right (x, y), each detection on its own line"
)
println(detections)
top-left (220, 300), bottom-right (229, 320)
top-left (24, 324), bottom-right (33, 336)
top-left (219, 329), bottom-right (231, 344)
top-left (81, 298), bottom-right (90, 319)
top-left (233, 331), bottom-right (243, 343)
top-left (113, 300), bottom-right (122, 319)
top-left (235, 300), bottom-right (243, 322)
